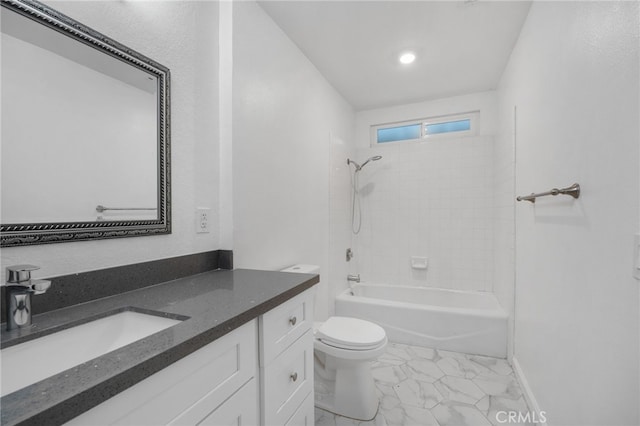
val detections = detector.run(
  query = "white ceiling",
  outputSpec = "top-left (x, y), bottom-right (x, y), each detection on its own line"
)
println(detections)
top-left (259, 1), bottom-right (532, 111)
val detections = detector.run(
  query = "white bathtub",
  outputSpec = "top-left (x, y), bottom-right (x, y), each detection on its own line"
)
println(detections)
top-left (335, 283), bottom-right (508, 358)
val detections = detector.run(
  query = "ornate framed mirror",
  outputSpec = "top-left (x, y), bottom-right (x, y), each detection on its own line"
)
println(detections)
top-left (1, 0), bottom-right (171, 246)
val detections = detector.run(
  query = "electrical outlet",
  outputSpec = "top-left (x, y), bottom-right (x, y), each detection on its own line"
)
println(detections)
top-left (196, 208), bottom-right (211, 233)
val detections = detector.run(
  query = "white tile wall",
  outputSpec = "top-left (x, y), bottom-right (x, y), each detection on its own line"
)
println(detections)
top-left (492, 105), bottom-right (515, 359)
top-left (328, 133), bottom-right (354, 317)
top-left (352, 135), bottom-right (495, 292)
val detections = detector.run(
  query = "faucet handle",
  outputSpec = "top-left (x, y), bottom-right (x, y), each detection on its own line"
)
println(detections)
top-left (6, 265), bottom-right (40, 284)
top-left (31, 279), bottom-right (51, 295)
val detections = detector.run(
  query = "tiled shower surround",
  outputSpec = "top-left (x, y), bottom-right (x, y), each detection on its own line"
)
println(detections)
top-left (315, 343), bottom-right (530, 426)
top-left (352, 135), bottom-right (494, 292)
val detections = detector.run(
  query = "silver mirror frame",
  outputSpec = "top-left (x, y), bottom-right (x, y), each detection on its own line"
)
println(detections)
top-left (1, 0), bottom-right (171, 247)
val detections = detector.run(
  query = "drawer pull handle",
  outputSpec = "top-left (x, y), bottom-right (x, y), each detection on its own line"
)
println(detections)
top-left (290, 372), bottom-right (298, 382)
top-left (289, 316), bottom-right (297, 326)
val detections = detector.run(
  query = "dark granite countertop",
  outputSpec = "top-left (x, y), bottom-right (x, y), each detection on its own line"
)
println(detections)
top-left (0, 268), bottom-right (318, 426)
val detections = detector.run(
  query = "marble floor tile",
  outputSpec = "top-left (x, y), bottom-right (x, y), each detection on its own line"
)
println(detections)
top-left (401, 358), bottom-right (445, 383)
top-left (383, 405), bottom-right (440, 426)
top-left (434, 376), bottom-right (486, 405)
top-left (472, 374), bottom-right (523, 400)
top-left (316, 343), bottom-right (531, 426)
top-left (385, 343), bottom-right (414, 360)
top-left (435, 349), bottom-right (468, 360)
top-left (376, 383), bottom-right (403, 411)
top-left (393, 379), bottom-right (443, 409)
top-left (476, 395), bottom-right (532, 426)
top-left (407, 345), bottom-right (437, 361)
top-left (378, 344), bottom-right (414, 366)
top-left (475, 395), bottom-right (491, 413)
top-left (372, 364), bottom-right (408, 385)
top-left (467, 355), bottom-right (513, 376)
top-left (431, 402), bottom-right (492, 426)
top-left (436, 356), bottom-right (489, 379)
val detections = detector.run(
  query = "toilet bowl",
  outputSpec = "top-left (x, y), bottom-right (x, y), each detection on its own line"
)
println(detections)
top-left (313, 316), bottom-right (387, 421)
top-left (280, 265), bottom-right (387, 421)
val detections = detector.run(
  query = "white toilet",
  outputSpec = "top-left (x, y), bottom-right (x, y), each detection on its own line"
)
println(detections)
top-left (314, 316), bottom-right (387, 421)
top-left (280, 265), bottom-right (388, 421)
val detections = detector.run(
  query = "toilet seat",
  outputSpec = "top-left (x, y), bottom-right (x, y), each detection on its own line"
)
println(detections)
top-left (315, 316), bottom-right (386, 351)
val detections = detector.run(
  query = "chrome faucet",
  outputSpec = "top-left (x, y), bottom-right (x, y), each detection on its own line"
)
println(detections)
top-left (4, 265), bottom-right (51, 330)
top-left (347, 274), bottom-right (361, 283)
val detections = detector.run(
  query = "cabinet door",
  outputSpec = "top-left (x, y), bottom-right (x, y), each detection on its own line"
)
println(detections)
top-left (285, 392), bottom-right (314, 426)
top-left (198, 378), bottom-right (258, 426)
top-left (262, 330), bottom-right (313, 425)
top-left (66, 320), bottom-right (257, 426)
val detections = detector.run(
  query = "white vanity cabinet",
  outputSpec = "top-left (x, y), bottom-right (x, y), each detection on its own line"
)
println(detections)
top-left (64, 287), bottom-right (316, 426)
top-left (259, 288), bottom-right (315, 425)
top-left (66, 320), bottom-right (258, 426)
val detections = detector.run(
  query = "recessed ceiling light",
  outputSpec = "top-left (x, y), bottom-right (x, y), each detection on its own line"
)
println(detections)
top-left (399, 52), bottom-right (416, 65)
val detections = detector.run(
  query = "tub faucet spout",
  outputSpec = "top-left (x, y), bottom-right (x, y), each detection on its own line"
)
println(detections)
top-left (347, 274), bottom-right (361, 283)
top-left (4, 265), bottom-right (51, 331)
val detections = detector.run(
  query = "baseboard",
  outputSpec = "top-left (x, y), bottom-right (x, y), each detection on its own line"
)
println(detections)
top-left (512, 356), bottom-right (548, 426)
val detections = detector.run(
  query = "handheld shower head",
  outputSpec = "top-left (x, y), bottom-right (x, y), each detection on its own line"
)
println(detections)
top-left (347, 156), bottom-right (382, 172)
top-left (360, 155), bottom-right (382, 170)
top-left (348, 155), bottom-right (383, 235)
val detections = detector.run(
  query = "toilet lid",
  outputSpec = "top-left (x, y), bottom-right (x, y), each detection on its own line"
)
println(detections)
top-left (316, 317), bottom-right (386, 350)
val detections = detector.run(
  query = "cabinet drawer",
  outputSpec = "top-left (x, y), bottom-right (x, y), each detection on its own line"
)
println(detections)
top-left (197, 378), bottom-right (257, 426)
top-left (285, 392), bottom-right (314, 426)
top-left (260, 288), bottom-right (314, 365)
top-left (66, 320), bottom-right (257, 426)
top-left (262, 330), bottom-right (313, 426)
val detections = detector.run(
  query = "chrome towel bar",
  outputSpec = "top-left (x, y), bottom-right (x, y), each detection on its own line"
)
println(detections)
top-left (96, 205), bottom-right (157, 212)
top-left (516, 183), bottom-right (580, 204)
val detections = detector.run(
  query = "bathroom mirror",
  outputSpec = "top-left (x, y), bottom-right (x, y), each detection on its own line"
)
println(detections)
top-left (0, 0), bottom-right (171, 246)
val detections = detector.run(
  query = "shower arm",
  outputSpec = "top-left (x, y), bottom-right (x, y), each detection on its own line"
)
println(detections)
top-left (347, 159), bottom-right (361, 170)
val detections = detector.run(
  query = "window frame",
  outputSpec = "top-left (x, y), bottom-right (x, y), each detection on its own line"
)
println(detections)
top-left (370, 111), bottom-right (479, 146)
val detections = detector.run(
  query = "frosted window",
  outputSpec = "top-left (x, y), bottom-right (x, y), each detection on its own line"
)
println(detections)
top-left (371, 112), bottom-right (477, 146)
top-left (425, 119), bottom-right (471, 135)
top-left (377, 124), bottom-right (421, 143)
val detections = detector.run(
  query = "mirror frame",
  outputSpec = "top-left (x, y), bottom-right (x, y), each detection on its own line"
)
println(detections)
top-left (1, 0), bottom-right (171, 247)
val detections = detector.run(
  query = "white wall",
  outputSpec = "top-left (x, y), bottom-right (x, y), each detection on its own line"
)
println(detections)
top-left (499, 2), bottom-right (639, 424)
top-left (218, 1), bottom-right (234, 250)
top-left (231, 1), bottom-right (354, 320)
top-left (0, 1), bottom-right (220, 278)
top-left (352, 92), bottom-right (498, 292)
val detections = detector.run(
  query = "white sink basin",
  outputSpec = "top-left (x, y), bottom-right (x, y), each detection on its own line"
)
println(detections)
top-left (1, 310), bottom-right (182, 396)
